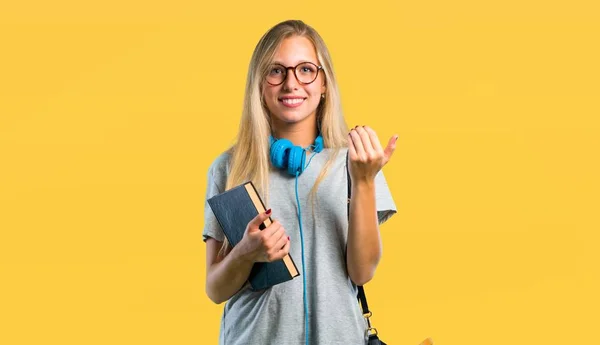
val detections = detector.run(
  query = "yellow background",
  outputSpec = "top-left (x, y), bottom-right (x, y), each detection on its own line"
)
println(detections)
top-left (1, 1), bottom-right (598, 344)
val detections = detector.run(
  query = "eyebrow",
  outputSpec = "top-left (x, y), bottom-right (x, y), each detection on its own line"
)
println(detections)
top-left (271, 60), bottom-right (320, 66)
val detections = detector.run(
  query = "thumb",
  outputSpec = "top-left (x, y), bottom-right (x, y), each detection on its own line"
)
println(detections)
top-left (383, 135), bottom-right (398, 164)
top-left (248, 209), bottom-right (272, 232)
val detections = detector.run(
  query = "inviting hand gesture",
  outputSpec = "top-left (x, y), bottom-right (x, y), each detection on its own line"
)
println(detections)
top-left (347, 125), bottom-right (398, 183)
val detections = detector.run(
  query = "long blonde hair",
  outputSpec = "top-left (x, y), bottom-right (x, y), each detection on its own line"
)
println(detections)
top-left (220, 20), bottom-right (349, 255)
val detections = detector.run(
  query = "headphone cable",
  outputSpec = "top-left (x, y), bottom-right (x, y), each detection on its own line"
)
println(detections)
top-left (295, 148), bottom-right (318, 345)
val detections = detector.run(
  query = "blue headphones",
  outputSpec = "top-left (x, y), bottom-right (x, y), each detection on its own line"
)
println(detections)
top-left (269, 134), bottom-right (324, 176)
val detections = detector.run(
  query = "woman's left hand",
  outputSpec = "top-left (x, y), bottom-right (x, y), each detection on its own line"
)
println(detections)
top-left (347, 125), bottom-right (398, 183)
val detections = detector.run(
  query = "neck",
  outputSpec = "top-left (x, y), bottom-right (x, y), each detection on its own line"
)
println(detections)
top-left (271, 115), bottom-right (319, 149)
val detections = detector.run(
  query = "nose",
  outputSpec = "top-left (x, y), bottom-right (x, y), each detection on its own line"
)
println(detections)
top-left (282, 67), bottom-right (299, 90)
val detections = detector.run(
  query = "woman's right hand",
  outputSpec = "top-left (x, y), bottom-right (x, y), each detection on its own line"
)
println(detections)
top-left (237, 209), bottom-right (290, 263)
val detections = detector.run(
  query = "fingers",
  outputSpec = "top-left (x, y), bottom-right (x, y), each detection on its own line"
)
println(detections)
top-left (244, 209), bottom-right (292, 263)
top-left (348, 126), bottom-right (398, 170)
top-left (261, 219), bottom-right (281, 239)
top-left (354, 126), bottom-right (375, 153)
top-left (349, 125), bottom-right (383, 162)
top-left (363, 126), bottom-right (383, 153)
top-left (269, 231), bottom-right (289, 255)
top-left (347, 132), bottom-right (358, 160)
top-left (248, 209), bottom-right (272, 231)
top-left (264, 221), bottom-right (290, 262)
top-left (349, 128), bottom-right (366, 160)
top-left (263, 220), bottom-right (284, 245)
top-left (269, 238), bottom-right (291, 261)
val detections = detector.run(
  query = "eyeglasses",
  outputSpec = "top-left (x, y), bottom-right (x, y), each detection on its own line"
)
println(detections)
top-left (265, 62), bottom-right (323, 86)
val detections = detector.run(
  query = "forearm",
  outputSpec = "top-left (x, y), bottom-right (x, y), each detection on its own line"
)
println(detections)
top-left (347, 179), bottom-right (382, 285)
top-left (206, 245), bottom-right (254, 304)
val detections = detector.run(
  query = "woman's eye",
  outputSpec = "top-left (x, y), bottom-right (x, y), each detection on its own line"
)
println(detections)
top-left (269, 65), bottom-right (284, 74)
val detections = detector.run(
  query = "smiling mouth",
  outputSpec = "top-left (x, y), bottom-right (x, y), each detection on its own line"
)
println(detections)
top-left (280, 98), bottom-right (306, 105)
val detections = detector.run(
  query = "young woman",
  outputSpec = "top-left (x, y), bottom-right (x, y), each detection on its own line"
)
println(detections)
top-left (203, 20), bottom-right (398, 345)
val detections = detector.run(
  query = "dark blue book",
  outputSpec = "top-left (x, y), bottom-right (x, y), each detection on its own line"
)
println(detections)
top-left (207, 181), bottom-right (299, 291)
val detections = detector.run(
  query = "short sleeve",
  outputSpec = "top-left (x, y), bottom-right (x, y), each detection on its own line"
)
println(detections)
top-left (374, 169), bottom-right (397, 225)
top-left (201, 154), bottom-right (230, 242)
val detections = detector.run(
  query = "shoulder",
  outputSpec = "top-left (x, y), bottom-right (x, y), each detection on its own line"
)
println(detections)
top-left (207, 149), bottom-right (232, 186)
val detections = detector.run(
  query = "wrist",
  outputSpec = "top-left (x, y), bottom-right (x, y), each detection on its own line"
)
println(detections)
top-left (352, 178), bottom-right (376, 190)
top-left (230, 242), bottom-right (256, 265)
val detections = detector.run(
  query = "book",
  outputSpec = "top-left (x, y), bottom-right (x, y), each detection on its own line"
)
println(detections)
top-left (207, 181), bottom-right (299, 291)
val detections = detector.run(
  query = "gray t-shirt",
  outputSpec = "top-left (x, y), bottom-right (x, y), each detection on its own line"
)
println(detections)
top-left (203, 148), bottom-right (397, 345)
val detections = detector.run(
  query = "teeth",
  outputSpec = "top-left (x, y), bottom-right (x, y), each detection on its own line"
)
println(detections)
top-left (282, 98), bottom-right (304, 105)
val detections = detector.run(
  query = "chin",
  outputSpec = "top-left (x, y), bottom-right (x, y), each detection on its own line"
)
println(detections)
top-left (275, 112), bottom-right (312, 124)
top-left (277, 116), bottom-right (306, 124)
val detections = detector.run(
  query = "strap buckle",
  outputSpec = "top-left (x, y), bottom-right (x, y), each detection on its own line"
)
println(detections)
top-left (367, 327), bottom-right (378, 336)
top-left (363, 310), bottom-right (375, 331)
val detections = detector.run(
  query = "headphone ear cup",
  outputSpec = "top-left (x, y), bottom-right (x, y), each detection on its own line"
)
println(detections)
top-left (287, 145), bottom-right (306, 176)
top-left (270, 138), bottom-right (293, 170)
top-left (269, 135), bottom-right (321, 176)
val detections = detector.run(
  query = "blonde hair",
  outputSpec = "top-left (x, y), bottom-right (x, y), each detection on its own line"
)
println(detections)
top-left (220, 20), bottom-right (349, 255)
